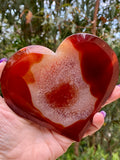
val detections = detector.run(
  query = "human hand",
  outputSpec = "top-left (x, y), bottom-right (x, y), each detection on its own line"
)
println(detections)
top-left (0, 60), bottom-right (120, 160)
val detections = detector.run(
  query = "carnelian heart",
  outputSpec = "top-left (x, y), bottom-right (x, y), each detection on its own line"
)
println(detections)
top-left (1, 33), bottom-right (119, 141)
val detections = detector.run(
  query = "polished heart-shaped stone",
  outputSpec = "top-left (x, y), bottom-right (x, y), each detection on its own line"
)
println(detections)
top-left (1, 33), bottom-right (119, 141)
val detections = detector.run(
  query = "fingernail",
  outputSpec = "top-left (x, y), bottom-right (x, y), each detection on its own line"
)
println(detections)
top-left (100, 111), bottom-right (106, 118)
top-left (0, 58), bottom-right (8, 63)
top-left (117, 84), bottom-right (120, 87)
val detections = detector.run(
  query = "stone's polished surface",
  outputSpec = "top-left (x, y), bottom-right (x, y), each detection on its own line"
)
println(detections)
top-left (1, 34), bottom-right (119, 141)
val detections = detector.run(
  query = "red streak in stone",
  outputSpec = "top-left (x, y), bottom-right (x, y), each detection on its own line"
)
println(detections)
top-left (1, 50), bottom-right (43, 117)
top-left (69, 35), bottom-right (113, 104)
top-left (46, 83), bottom-right (77, 108)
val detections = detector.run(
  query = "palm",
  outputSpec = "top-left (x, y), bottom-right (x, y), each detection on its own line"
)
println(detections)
top-left (0, 97), bottom-right (72, 160)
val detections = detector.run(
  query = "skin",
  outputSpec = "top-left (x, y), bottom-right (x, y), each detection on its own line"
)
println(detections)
top-left (0, 62), bottom-right (120, 160)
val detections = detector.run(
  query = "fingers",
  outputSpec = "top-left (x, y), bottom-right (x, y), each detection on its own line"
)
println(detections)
top-left (0, 58), bottom-right (7, 78)
top-left (103, 85), bottom-right (120, 107)
top-left (83, 112), bottom-right (105, 138)
top-left (92, 112), bottom-right (105, 129)
top-left (83, 85), bottom-right (120, 138)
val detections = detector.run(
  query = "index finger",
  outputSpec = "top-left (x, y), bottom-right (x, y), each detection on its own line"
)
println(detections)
top-left (0, 61), bottom-right (7, 78)
top-left (0, 58), bottom-right (8, 77)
